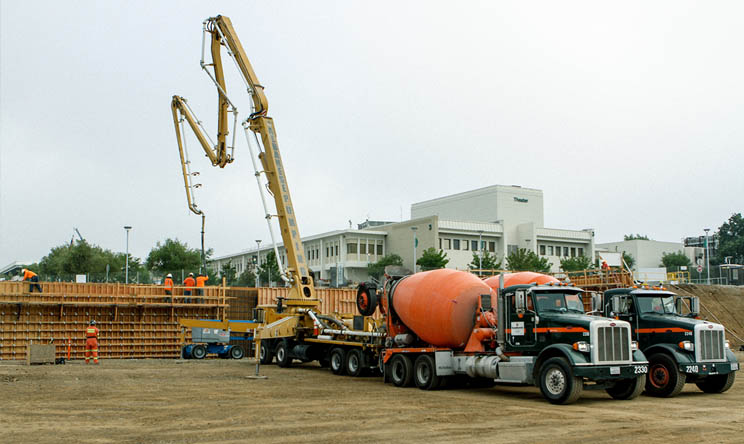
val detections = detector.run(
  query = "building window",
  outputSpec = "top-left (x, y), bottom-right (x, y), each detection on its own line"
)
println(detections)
top-left (360, 243), bottom-right (367, 254)
top-left (463, 240), bottom-right (469, 251)
top-left (347, 243), bottom-right (357, 254)
top-left (508, 244), bottom-right (518, 255)
top-left (335, 245), bottom-right (338, 256)
top-left (377, 243), bottom-right (383, 255)
top-left (548, 246), bottom-right (553, 256)
top-left (453, 239), bottom-right (460, 250)
top-left (540, 245), bottom-right (546, 255)
top-left (555, 246), bottom-right (561, 257)
top-left (564, 247), bottom-right (569, 257)
top-left (472, 240), bottom-right (478, 251)
top-left (571, 247), bottom-right (576, 257)
top-left (578, 248), bottom-right (584, 257)
top-left (489, 241), bottom-right (496, 252)
top-left (326, 247), bottom-right (329, 258)
top-left (481, 240), bottom-right (486, 250)
top-left (444, 238), bottom-right (451, 250)
top-left (439, 238), bottom-right (442, 249)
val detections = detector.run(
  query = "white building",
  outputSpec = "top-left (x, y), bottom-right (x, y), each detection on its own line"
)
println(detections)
top-left (210, 185), bottom-right (596, 285)
top-left (595, 239), bottom-right (694, 270)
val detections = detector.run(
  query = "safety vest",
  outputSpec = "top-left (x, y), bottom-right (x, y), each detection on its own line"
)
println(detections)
top-left (86, 327), bottom-right (99, 338)
top-left (23, 269), bottom-right (37, 280)
top-left (184, 277), bottom-right (195, 287)
top-left (196, 276), bottom-right (208, 287)
top-left (164, 278), bottom-right (174, 290)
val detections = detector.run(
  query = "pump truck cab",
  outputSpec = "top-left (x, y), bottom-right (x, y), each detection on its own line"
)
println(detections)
top-left (603, 287), bottom-right (739, 397)
top-left (375, 269), bottom-right (648, 404)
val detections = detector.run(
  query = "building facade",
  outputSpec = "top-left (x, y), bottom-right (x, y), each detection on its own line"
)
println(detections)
top-left (210, 185), bottom-right (596, 286)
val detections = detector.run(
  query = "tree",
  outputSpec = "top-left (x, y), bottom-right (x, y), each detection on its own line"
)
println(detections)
top-left (622, 252), bottom-right (635, 270)
top-left (468, 251), bottom-right (501, 272)
top-left (560, 255), bottom-right (593, 272)
top-left (220, 261), bottom-right (237, 286)
top-left (37, 240), bottom-right (143, 282)
top-left (505, 248), bottom-right (551, 273)
top-left (660, 251), bottom-right (692, 269)
top-left (416, 248), bottom-right (449, 271)
top-left (717, 213), bottom-right (744, 264)
top-left (367, 254), bottom-right (404, 280)
top-left (236, 268), bottom-right (257, 287)
top-left (146, 238), bottom-right (211, 274)
top-left (624, 234), bottom-right (650, 241)
top-left (258, 251), bottom-right (282, 286)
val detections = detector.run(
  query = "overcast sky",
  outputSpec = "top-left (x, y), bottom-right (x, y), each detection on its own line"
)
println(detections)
top-left (1, 1), bottom-right (742, 266)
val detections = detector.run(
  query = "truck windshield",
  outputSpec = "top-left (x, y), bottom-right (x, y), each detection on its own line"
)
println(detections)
top-left (534, 292), bottom-right (584, 313)
top-left (636, 296), bottom-right (676, 314)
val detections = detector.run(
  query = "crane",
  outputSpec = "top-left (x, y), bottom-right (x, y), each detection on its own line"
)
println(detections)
top-left (171, 15), bottom-right (316, 305)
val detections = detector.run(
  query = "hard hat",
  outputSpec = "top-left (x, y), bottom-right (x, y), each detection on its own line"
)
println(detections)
top-left (166, 273), bottom-right (172, 278)
top-left (90, 320), bottom-right (96, 325)
top-left (21, 268), bottom-right (26, 273)
top-left (189, 272), bottom-right (194, 276)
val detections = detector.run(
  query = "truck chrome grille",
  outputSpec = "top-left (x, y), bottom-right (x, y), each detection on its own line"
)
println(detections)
top-left (596, 325), bottom-right (630, 362)
top-left (699, 329), bottom-right (725, 361)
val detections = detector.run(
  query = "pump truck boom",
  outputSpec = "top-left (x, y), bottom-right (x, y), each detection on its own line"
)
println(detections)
top-left (171, 15), bottom-right (315, 302)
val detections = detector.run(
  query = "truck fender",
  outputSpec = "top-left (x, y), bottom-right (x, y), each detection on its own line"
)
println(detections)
top-left (644, 344), bottom-right (694, 366)
top-left (532, 344), bottom-right (589, 383)
top-left (632, 349), bottom-right (648, 363)
top-left (726, 349), bottom-right (739, 365)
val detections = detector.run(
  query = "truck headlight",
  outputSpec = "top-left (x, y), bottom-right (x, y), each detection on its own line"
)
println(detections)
top-left (631, 341), bottom-right (638, 351)
top-left (725, 340), bottom-right (730, 349)
top-left (572, 341), bottom-right (590, 353)
top-left (678, 341), bottom-right (694, 351)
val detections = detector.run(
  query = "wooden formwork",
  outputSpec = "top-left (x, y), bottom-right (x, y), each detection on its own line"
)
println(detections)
top-left (0, 281), bottom-right (227, 361)
top-left (256, 287), bottom-right (372, 318)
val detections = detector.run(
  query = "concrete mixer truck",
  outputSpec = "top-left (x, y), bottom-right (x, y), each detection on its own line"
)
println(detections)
top-left (364, 269), bottom-right (649, 404)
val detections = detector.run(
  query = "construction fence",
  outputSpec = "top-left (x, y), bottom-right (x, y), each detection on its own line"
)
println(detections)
top-left (0, 281), bottom-right (360, 361)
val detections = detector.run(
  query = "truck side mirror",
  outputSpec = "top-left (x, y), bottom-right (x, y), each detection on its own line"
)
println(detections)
top-left (611, 296), bottom-right (621, 315)
top-left (591, 293), bottom-right (603, 313)
top-left (480, 294), bottom-right (492, 311)
top-left (515, 290), bottom-right (526, 314)
top-left (690, 297), bottom-right (700, 316)
top-left (675, 297), bottom-right (683, 314)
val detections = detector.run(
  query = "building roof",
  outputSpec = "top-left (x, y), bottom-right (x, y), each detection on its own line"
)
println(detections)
top-left (412, 184), bottom-right (542, 207)
top-left (438, 220), bottom-right (503, 234)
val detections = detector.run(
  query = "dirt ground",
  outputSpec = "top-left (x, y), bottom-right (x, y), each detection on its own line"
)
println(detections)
top-left (1, 353), bottom-right (743, 444)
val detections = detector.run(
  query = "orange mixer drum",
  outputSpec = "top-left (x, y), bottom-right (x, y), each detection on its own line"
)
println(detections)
top-left (484, 271), bottom-right (558, 290)
top-left (392, 269), bottom-right (493, 348)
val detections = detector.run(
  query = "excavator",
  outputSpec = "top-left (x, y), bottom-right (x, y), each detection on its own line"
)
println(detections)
top-left (170, 15), bottom-right (316, 304)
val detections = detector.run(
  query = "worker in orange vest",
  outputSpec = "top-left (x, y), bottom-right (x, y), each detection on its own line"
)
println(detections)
top-left (601, 260), bottom-right (610, 271)
top-left (85, 320), bottom-right (99, 364)
top-left (195, 273), bottom-right (208, 303)
top-left (21, 268), bottom-right (42, 293)
top-left (164, 273), bottom-right (174, 302)
top-left (183, 273), bottom-right (196, 303)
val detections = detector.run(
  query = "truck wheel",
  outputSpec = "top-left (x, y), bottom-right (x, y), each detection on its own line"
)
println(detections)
top-left (538, 357), bottom-right (583, 404)
top-left (191, 344), bottom-right (207, 360)
top-left (259, 341), bottom-right (274, 365)
top-left (414, 354), bottom-right (441, 390)
top-left (229, 345), bottom-right (245, 360)
top-left (645, 353), bottom-right (685, 397)
top-left (695, 372), bottom-right (735, 393)
top-left (274, 340), bottom-right (292, 368)
top-left (356, 285), bottom-right (378, 316)
top-left (390, 354), bottom-right (414, 387)
top-left (330, 348), bottom-right (346, 375)
top-left (606, 375), bottom-right (645, 400)
top-left (346, 349), bottom-right (365, 377)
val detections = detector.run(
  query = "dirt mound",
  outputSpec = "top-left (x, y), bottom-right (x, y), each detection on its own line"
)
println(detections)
top-left (670, 284), bottom-right (744, 348)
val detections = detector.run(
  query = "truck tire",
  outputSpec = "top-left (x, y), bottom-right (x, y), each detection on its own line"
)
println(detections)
top-left (645, 353), bottom-right (685, 397)
top-left (606, 375), bottom-right (645, 400)
top-left (356, 286), bottom-right (378, 317)
top-left (346, 349), bottom-right (364, 377)
top-left (274, 340), bottom-right (292, 368)
top-left (414, 354), bottom-right (441, 390)
top-left (538, 357), bottom-right (583, 404)
top-left (390, 354), bottom-right (414, 387)
top-left (330, 348), bottom-right (346, 375)
top-left (259, 341), bottom-right (274, 365)
top-left (191, 344), bottom-right (207, 360)
top-left (695, 372), bottom-right (735, 394)
top-left (229, 345), bottom-right (245, 360)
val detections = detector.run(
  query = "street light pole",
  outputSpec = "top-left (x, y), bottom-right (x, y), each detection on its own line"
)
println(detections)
top-left (124, 226), bottom-right (132, 284)
top-left (255, 240), bottom-right (262, 288)
top-left (411, 226), bottom-right (418, 273)
top-left (478, 230), bottom-right (484, 275)
top-left (704, 228), bottom-right (711, 285)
